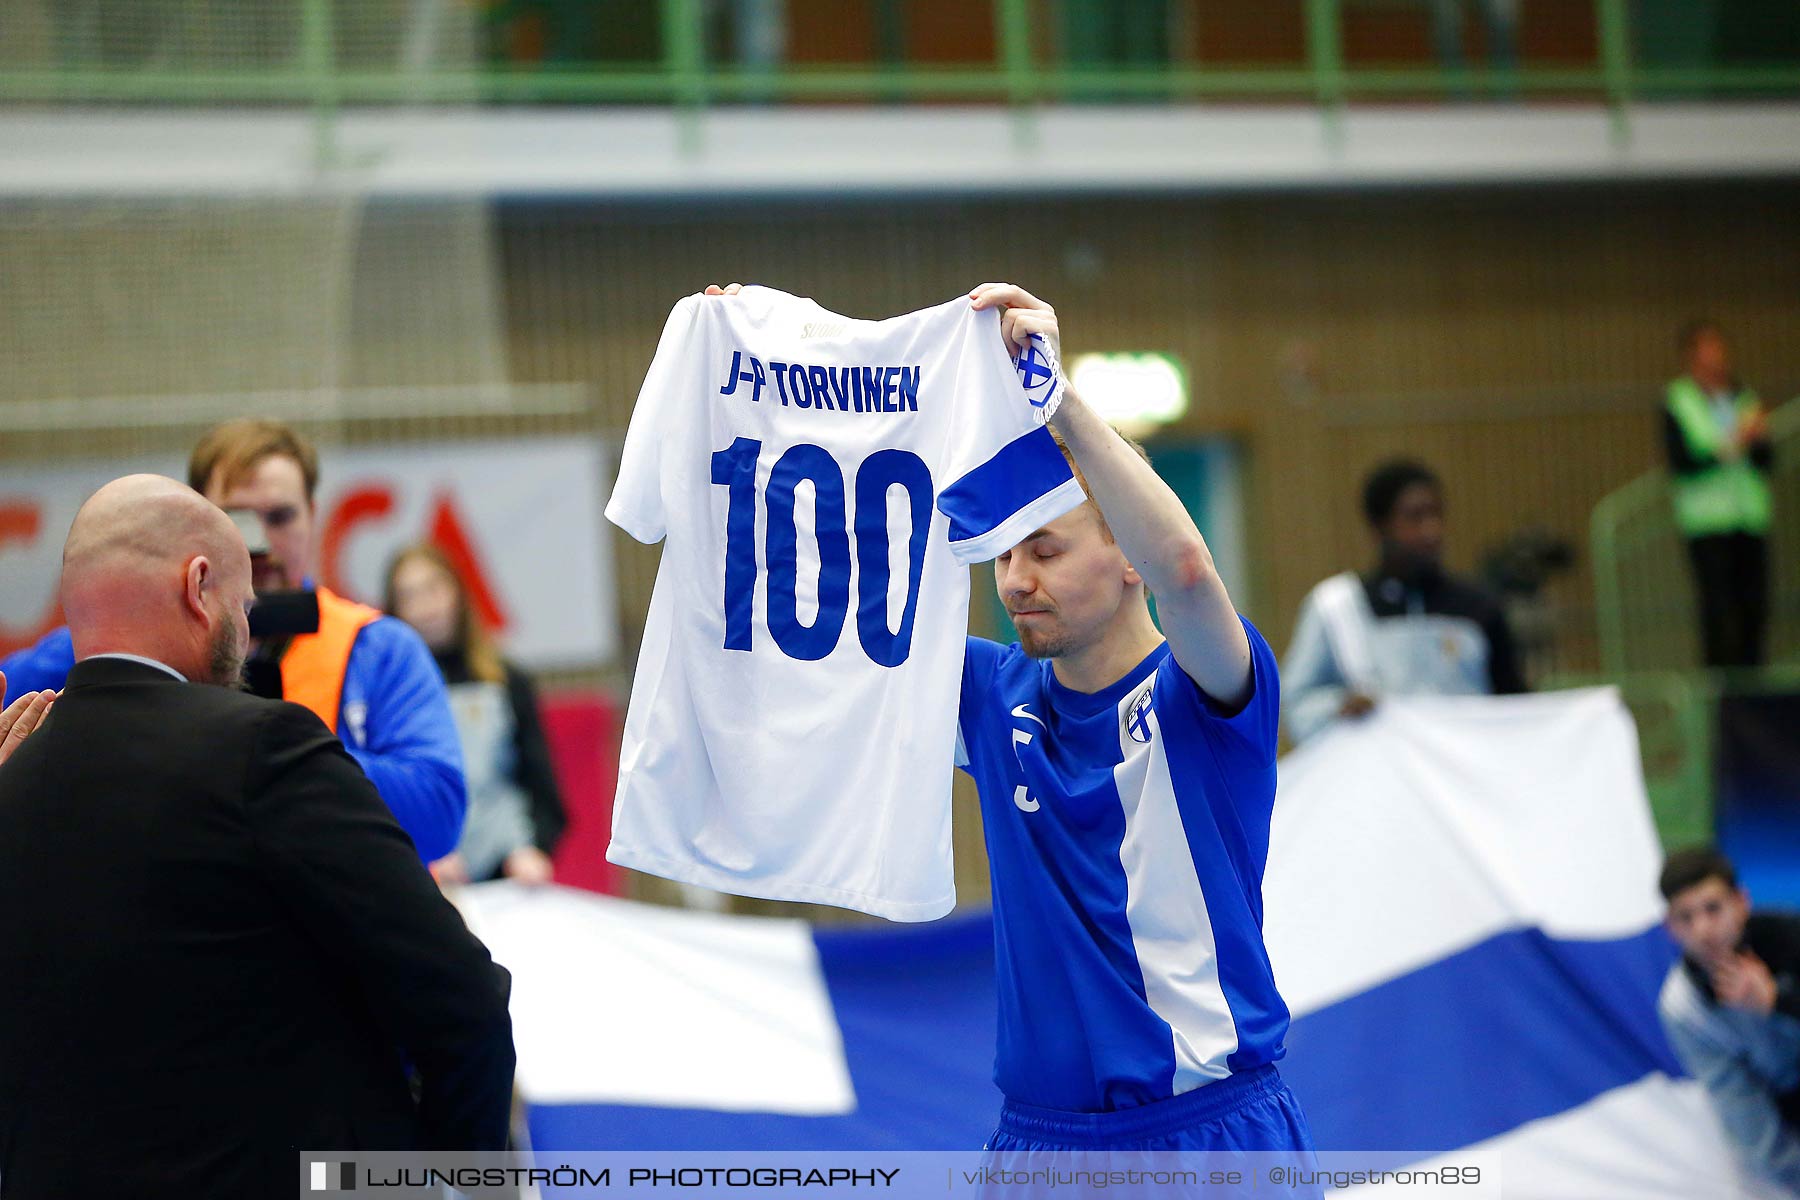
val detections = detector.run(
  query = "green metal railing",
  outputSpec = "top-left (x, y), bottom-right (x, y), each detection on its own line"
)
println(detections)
top-left (1585, 398), bottom-right (1800, 849)
top-left (3, 0), bottom-right (1799, 116)
top-left (1541, 670), bottom-right (1714, 851)
top-left (1544, 664), bottom-right (1800, 853)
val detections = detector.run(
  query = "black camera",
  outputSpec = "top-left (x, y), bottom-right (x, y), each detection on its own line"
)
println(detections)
top-left (243, 591), bottom-right (322, 699)
top-left (247, 590), bottom-right (321, 639)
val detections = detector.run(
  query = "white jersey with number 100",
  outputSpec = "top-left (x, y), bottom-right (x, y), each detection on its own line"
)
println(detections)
top-left (604, 287), bottom-right (1085, 920)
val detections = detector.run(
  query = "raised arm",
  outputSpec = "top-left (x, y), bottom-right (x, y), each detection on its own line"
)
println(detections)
top-left (970, 283), bottom-right (1252, 710)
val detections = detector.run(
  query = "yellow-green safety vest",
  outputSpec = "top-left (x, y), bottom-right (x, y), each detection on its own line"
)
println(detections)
top-left (1665, 376), bottom-right (1772, 538)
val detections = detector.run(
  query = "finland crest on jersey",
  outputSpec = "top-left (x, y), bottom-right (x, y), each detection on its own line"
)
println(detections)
top-left (605, 287), bottom-right (1088, 920)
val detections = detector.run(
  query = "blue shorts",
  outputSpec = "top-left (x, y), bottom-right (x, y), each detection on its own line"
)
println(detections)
top-left (981, 1066), bottom-right (1321, 1199)
top-left (988, 1064), bottom-right (1315, 1152)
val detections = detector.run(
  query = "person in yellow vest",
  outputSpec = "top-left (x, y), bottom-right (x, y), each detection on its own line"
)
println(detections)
top-left (0, 421), bottom-right (466, 862)
top-left (1663, 319), bottom-right (1775, 669)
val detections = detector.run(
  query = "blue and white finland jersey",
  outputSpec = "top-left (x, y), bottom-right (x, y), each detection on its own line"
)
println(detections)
top-left (606, 287), bottom-right (1085, 921)
top-left (958, 618), bottom-right (1291, 1111)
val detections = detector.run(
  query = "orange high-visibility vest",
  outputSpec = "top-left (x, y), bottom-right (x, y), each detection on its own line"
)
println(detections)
top-left (280, 586), bottom-right (381, 733)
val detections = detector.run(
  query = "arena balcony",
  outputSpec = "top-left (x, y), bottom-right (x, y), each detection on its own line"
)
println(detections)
top-left (1, 0), bottom-right (1798, 195)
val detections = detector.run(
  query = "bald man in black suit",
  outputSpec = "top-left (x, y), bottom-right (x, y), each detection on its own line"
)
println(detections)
top-left (0, 475), bottom-right (515, 1200)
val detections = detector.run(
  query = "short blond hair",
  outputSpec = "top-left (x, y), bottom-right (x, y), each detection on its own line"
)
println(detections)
top-left (1047, 425), bottom-right (1151, 544)
top-left (188, 418), bottom-right (320, 503)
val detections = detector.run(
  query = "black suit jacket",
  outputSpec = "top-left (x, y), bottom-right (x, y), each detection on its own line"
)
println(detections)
top-left (0, 657), bottom-right (515, 1199)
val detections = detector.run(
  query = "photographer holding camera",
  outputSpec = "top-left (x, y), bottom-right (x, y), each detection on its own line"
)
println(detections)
top-left (0, 419), bottom-right (466, 862)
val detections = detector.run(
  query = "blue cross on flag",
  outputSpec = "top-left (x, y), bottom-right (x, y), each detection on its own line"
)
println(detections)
top-left (1012, 333), bottom-right (1060, 410)
top-left (1125, 685), bottom-right (1155, 744)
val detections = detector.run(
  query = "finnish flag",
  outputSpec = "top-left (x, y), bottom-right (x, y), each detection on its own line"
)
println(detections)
top-left (458, 690), bottom-right (1783, 1195)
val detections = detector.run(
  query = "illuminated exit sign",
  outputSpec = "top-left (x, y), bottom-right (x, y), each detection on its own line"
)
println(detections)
top-left (1067, 352), bottom-right (1188, 435)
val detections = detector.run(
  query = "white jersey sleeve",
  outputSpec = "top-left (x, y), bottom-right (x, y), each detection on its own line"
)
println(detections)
top-left (602, 287), bottom-right (1083, 921)
top-left (935, 309), bottom-right (1086, 564)
top-left (605, 296), bottom-right (703, 545)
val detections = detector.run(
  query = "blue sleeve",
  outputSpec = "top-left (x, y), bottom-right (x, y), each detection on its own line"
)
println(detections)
top-left (1154, 618), bottom-right (1280, 878)
top-left (1157, 615), bottom-right (1280, 770)
top-left (0, 627), bottom-right (76, 704)
top-left (957, 636), bottom-right (1009, 774)
top-left (338, 617), bottom-right (467, 863)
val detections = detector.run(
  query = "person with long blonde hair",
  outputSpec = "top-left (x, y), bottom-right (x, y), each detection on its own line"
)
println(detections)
top-left (385, 543), bottom-right (566, 886)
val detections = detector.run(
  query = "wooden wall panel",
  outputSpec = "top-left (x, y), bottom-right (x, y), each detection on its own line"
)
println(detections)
top-left (496, 184), bottom-right (1800, 679)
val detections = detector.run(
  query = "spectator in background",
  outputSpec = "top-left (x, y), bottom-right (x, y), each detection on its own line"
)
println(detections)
top-left (1658, 846), bottom-right (1800, 1196)
top-left (0, 420), bottom-right (466, 862)
top-left (708, 0), bottom-right (784, 77)
top-left (1281, 459), bottom-right (1526, 745)
top-left (1664, 319), bottom-right (1774, 669)
top-left (386, 542), bottom-right (565, 887)
top-left (1062, 0), bottom-right (1169, 99)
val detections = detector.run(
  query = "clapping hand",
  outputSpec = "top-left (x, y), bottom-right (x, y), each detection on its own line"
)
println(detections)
top-left (0, 671), bottom-right (55, 767)
top-left (430, 852), bottom-right (472, 888)
top-left (503, 846), bottom-right (554, 887)
top-left (1739, 405), bottom-right (1770, 446)
top-left (1711, 950), bottom-right (1778, 1016)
